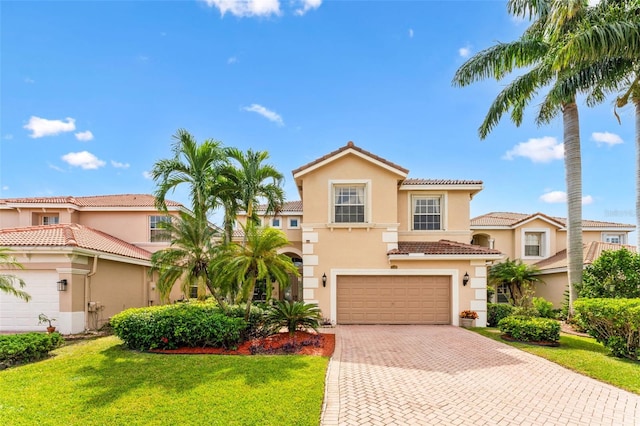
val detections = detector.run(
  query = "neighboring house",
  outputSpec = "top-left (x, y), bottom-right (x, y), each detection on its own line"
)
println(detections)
top-left (470, 212), bottom-right (635, 306)
top-left (0, 194), bottom-right (185, 334)
top-left (238, 142), bottom-right (502, 326)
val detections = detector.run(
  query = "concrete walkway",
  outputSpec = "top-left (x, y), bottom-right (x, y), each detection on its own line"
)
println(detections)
top-left (321, 325), bottom-right (640, 425)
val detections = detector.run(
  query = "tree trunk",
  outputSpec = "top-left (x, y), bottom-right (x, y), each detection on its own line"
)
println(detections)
top-left (563, 101), bottom-right (583, 316)
top-left (244, 276), bottom-right (257, 321)
top-left (635, 97), bottom-right (640, 254)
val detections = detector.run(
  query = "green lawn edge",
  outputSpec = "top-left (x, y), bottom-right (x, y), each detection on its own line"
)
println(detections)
top-left (472, 328), bottom-right (640, 394)
top-left (0, 336), bottom-right (329, 426)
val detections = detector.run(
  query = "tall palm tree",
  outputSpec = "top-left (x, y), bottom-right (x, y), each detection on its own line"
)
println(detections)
top-left (150, 211), bottom-right (227, 309)
top-left (453, 0), bottom-right (622, 314)
top-left (0, 248), bottom-right (30, 302)
top-left (151, 129), bottom-right (226, 219)
top-left (211, 223), bottom-right (299, 320)
top-left (223, 147), bottom-right (285, 230)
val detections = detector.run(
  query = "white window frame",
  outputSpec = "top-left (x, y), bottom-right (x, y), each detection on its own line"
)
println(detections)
top-left (521, 228), bottom-right (550, 259)
top-left (410, 195), bottom-right (444, 231)
top-left (328, 180), bottom-right (371, 224)
top-left (42, 215), bottom-right (59, 225)
top-left (271, 217), bottom-right (281, 228)
top-left (288, 217), bottom-right (300, 229)
top-left (602, 232), bottom-right (626, 244)
top-left (149, 215), bottom-right (172, 243)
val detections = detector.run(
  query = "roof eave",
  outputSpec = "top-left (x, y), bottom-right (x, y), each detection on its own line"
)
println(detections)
top-left (388, 253), bottom-right (504, 261)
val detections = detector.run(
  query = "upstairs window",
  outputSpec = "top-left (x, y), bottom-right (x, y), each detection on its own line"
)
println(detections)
top-left (603, 233), bottom-right (626, 244)
top-left (271, 218), bottom-right (281, 228)
top-left (523, 231), bottom-right (547, 257)
top-left (289, 218), bottom-right (300, 229)
top-left (334, 185), bottom-right (365, 223)
top-left (149, 215), bottom-right (171, 242)
top-left (412, 196), bottom-right (441, 230)
top-left (42, 216), bottom-right (59, 225)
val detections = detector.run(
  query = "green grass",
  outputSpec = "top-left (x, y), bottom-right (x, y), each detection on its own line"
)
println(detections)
top-left (0, 336), bottom-right (328, 426)
top-left (473, 328), bottom-right (640, 394)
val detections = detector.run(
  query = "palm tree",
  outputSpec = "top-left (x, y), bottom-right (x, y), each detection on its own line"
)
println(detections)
top-left (223, 147), bottom-right (285, 231)
top-left (0, 248), bottom-right (30, 302)
top-left (150, 211), bottom-right (227, 309)
top-left (151, 128), bottom-right (226, 218)
top-left (488, 258), bottom-right (544, 307)
top-left (453, 0), bottom-right (625, 314)
top-left (212, 223), bottom-right (299, 320)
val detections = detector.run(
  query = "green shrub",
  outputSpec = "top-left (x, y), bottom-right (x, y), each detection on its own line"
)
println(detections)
top-left (265, 301), bottom-right (321, 337)
top-left (574, 298), bottom-right (640, 360)
top-left (0, 332), bottom-right (63, 369)
top-left (498, 316), bottom-right (560, 343)
top-left (532, 297), bottom-right (556, 319)
top-left (225, 303), bottom-right (269, 339)
top-left (487, 303), bottom-right (514, 327)
top-left (578, 248), bottom-right (640, 298)
top-left (111, 303), bottom-right (246, 351)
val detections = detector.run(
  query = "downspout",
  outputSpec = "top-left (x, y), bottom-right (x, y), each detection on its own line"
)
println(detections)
top-left (85, 255), bottom-right (99, 331)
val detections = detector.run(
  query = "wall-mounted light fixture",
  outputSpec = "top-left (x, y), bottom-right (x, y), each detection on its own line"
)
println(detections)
top-left (57, 279), bottom-right (68, 291)
top-left (322, 273), bottom-right (327, 287)
top-left (462, 272), bottom-right (470, 287)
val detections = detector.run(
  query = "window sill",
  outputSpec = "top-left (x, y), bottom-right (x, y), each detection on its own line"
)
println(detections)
top-left (327, 223), bottom-right (372, 231)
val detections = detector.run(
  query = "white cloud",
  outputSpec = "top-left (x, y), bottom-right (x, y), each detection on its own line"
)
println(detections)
top-left (143, 171), bottom-right (153, 180)
top-left (48, 163), bottom-right (66, 173)
top-left (243, 103), bottom-right (284, 126)
top-left (592, 131), bottom-right (623, 147)
top-left (503, 136), bottom-right (564, 163)
top-left (294, 0), bottom-right (321, 16)
top-left (61, 151), bottom-right (106, 170)
top-left (540, 190), bottom-right (594, 205)
top-left (111, 160), bottom-right (130, 169)
top-left (203, 0), bottom-right (281, 17)
top-left (408, 28), bottom-right (414, 38)
top-left (458, 46), bottom-right (471, 58)
top-left (227, 56), bottom-right (238, 64)
top-left (2, 186), bottom-right (8, 191)
top-left (24, 77), bottom-right (35, 84)
top-left (75, 130), bottom-right (94, 141)
top-left (24, 116), bottom-right (76, 138)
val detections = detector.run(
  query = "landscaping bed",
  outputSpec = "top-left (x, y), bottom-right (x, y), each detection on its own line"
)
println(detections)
top-left (149, 331), bottom-right (335, 356)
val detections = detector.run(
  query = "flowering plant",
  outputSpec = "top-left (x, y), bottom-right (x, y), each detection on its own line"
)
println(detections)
top-left (459, 310), bottom-right (479, 319)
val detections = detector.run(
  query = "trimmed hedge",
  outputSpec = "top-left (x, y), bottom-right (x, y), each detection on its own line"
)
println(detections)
top-left (111, 303), bottom-right (247, 351)
top-left (574, 298), bottom-right (640, 360)
top-left (498, 316), bottom-right (560, 343)
top-left (487, 303), bottom-right (514, 327)
top-left (0, 332), bottom-right (63, 369)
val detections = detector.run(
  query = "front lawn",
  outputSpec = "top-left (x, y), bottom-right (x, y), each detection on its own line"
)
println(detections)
top-left (473, 328), bottom-right (640, 394)
top-left (0, 336), bottom-right (328, 425)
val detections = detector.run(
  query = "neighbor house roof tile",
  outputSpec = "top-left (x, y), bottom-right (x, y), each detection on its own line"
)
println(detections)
top-left (256, 200), bottom-right (303, 212)
top-left (534, 241), bottom-right (636, 271)
top-left (0, 224), bottom-right (152, 261)
top-left (471, 211), bottom-right (634, 229)
top-left (402, 178), bottom-right (483, 185)
top-left (388, 240), bottom-right (502, 256)
top-left (0, 194), bottom-right (182, 208)
top-left (292, 141), bottom-right (409, 176)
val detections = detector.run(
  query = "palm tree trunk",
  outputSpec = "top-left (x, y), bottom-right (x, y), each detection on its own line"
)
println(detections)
top-left (635, 97), bottom-right (640, 254)
top-left (563, 101), bottom-right (583, 315)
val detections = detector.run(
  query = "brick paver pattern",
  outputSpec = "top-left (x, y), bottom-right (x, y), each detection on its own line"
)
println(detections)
top-left (321, 325), bottom-right (640, 425)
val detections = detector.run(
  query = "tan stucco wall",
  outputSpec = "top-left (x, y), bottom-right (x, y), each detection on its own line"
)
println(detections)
top-left (534, 272), bottom-right (568, 308)
top-left (0, 209), bottom-right (22, 228)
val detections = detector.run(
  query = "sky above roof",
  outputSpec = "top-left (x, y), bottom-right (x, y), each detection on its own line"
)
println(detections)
top-left (1, 0), bottom-right (636, 241)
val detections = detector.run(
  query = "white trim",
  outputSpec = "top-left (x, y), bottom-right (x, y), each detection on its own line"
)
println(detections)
top-left (270, 217), bottom-right (282, 229)
top-left (288, 217), bottom-right (301, 229)
top-left (293, 148), bottom-right (408, 179)
top-left (408, 193), bottom-right (447, 232)
top-left (521, 228), bottom-right (551, 260)
top-left (328, 179), bottom-right (372, 224)
top-left (601, 232), bottom-right (627, 244)
top-left (515, 215), bottom-right (565, 229)
top-left (330, 268), bottom-right (460, 326)
top-left (56, 268), bottom-right (90, 275)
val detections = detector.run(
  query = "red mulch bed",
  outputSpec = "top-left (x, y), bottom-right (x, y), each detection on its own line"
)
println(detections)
top-left (500, 334), bottom-right (560, 347)
top-left (149, 331), bottom-right (335, 356)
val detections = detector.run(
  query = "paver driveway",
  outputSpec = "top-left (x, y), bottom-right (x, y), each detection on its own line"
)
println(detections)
top-left (321, 325), bottom-right (640, 425)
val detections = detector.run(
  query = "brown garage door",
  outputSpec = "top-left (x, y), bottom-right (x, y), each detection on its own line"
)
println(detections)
top-left (337, 275), bottom-right (451, 324)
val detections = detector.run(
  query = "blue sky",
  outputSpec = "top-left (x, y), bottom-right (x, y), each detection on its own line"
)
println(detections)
top-left (1, 0), bottom-right (636, 234)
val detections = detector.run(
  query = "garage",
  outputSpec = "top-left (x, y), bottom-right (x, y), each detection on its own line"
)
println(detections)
top-left (337, 275), bottom-right (451, 324)
top-left (0, 270), bottom-right (59, 332)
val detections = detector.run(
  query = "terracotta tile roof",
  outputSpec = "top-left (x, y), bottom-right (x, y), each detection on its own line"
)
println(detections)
top-left (256, 201), bottom-right (303, 212)
top-left (535, 241), bottom-right (637, 271)
top-left (402, 179), bottom-right (483, 185)
top-left (388, 240), bottom-right (502, 256)
top-left (0, 224), bottom-right (152, 261)
top-left (292, 141), bottom-right (409, 176)
top-left (471, 212), bottom-right (634, 229)
top-left (0, 194), bottom-right (182, 208)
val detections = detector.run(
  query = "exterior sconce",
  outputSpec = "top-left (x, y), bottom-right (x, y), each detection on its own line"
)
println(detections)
top-left (462, 272), bottom-right (470, 286)
top-left (322, 273), bottom-right (327, 287)
top-left (57, 279), bottom-right (68, 291)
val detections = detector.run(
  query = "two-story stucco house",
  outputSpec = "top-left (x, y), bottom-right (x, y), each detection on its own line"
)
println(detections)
top-left (470, 212), bottom-right (635, 306)
top-left (243, 142), bottom-right (503, 326)
top-left (0, 194), bottom-right (184, 334)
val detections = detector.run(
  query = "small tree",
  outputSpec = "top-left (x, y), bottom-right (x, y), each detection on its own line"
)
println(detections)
top-left (0, 248), bottom-right (30, 302)
top-left (266, 300), bottom-right (322, 340)
top-left (578, 248), bottom-right (640, 299)
top-left (488, 258), bottom-right (544, 307)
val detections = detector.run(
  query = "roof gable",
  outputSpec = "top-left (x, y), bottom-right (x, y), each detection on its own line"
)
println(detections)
top-left (0, 194), bottom-right (183, 210)
top-left (471, 211), bottom-right (634, 230)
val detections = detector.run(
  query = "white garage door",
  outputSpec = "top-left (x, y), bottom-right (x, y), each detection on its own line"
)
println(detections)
top-left (0, 270), bottom-right (60, 332)
top-left (337, 275), bottom-right (451, 324)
